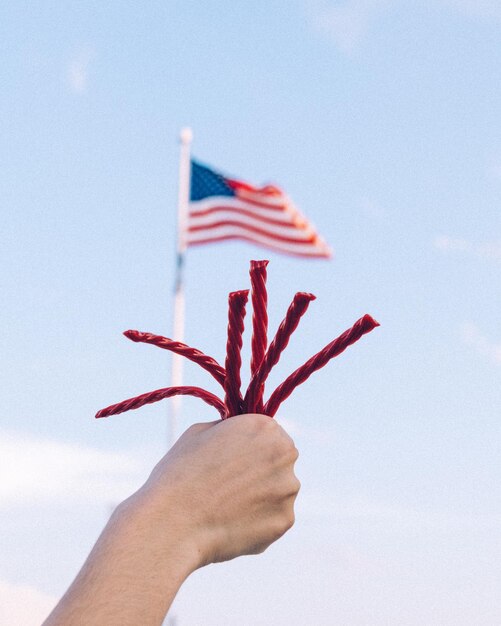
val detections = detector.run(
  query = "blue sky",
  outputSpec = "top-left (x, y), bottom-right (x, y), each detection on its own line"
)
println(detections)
top-left (1, 1), bottom-right (500, 624)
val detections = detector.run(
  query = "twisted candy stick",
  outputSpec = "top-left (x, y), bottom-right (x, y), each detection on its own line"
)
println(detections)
top-left (224, 290), bottom-right (249, 417)
top-left (249, 260), bottom-right (269, 412)
top-left (123, 330), bottom-right (225, 387)
top-left (96, 260), bottom-right (379, 422)
top-left (249, 260), bottom-right (268, 376)
top-left (244, 292), bottom-right (316, 414)
top-left (96, 386), bottom-right (227, 419)
top-left (264, 314), bottom-right (380, 417)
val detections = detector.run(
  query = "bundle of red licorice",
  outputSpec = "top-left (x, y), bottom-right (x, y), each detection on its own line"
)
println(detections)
top-left (96, 260), bottom-right (379, 420)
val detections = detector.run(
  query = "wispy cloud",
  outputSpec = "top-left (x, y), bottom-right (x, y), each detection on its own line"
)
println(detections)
top-left (460, 322), bottom-right (501, 365)
top-left (307, 1), bottom-right (501, 54)
top-left (67, 46), bottom-right (94, 94)
top-left (306, 0), bottom-right (392, 54)
top-left (0, 579), bottom-right (56, 626)
top-left (0, 431), bottom-right (152, 507)
top-left (434, 235), bottom-right (501, 262)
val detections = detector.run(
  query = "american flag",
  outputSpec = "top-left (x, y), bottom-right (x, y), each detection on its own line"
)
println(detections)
top-left (186, 160), bottom-right (332, 258)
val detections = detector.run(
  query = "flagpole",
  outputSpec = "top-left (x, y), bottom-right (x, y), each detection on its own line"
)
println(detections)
top-left (168, 127), bottom-right (193, 449)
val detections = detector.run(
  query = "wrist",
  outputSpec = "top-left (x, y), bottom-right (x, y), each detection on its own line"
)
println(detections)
top-left (116, 486), bottom-right (203, 578)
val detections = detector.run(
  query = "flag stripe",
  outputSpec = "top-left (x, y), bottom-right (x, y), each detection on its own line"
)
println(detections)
top-left (187, 223), bottom-right (330, 255)
top-left (189, 201), bottom-right (314, 238)
top-left (187, 232), bottom-right (330, 258)
top-left (190, 201), bottom-right (293, 223)
top-left (233, 192), bottom-right (286, 209)
top-left (189, 195), bottom-right (287, 217)
top-left (190, 204), bottom-right (307, 230)
top-left (227, 179), bottom-right (284, 201)
top-left (189, 219), bottom-right (315, 244)
top-left (190, 206), bottom-right (299, 228)
top-left (190, 197), bottom-right (312, 227)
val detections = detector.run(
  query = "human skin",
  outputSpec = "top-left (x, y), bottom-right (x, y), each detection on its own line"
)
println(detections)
top-left (43, 413), bottom-right (300, 626)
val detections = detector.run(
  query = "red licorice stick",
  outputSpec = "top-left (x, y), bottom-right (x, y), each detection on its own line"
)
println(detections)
top-left (96, 386), bottom-right (227, 419)
top-left (249, 260), bottom-right (269, 377)
top-left (123, 330), bottom-right (226, 387)
top-left (264, 314), bottom-right (380, 417)
top-left (224, 290), bottom-right (249, 417)
top-left (244, 292), bottom-right (316, 413)
top-left (96, 260), bottom-right (380, 423)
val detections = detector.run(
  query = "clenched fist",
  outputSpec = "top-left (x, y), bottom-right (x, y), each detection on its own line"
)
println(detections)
top-left (142, 413), bottom-right (301, 566)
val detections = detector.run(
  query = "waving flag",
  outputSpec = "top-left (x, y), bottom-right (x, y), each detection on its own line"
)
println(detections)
top-left (186, 160), bottom-right (332, 258)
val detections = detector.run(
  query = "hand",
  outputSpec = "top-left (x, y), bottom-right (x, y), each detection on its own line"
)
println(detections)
top-left (138, 413), bottom-right (301, 568)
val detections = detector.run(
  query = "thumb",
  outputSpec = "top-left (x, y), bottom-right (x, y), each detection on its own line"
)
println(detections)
top-left (187, 420), bottom-right (220, 434)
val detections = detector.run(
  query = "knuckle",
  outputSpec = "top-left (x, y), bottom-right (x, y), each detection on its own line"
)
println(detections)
top-left (284, 475), bottom-right (301, 498)
top-left (287, 444), bottom-right (299, 463)
top-left (254, 541), bottom-right (270, 555)
top-left (277, 430), bottom-right (290, 446)
top-left (291, 476), bottom-right (301, 494)
top-left (280, 438), bottom-right (299, 464)
top-left (281, 511), bottom-right (295, 533)
top-left (247, 413), bottom-right (275, 434)
top-left (262, 415), bottom-right (279, 431)
top-left (254, 412), bottom-right (273, 424)
top-left (271, 509), bottom-right (296, 538)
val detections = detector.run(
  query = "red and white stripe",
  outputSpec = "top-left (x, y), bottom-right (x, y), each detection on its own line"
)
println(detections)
top-left (186, 186), bottom-right (332, 259)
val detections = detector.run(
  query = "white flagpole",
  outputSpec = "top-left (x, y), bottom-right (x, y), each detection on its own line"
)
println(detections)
top-left (168, 127), bottom-right (193, 449)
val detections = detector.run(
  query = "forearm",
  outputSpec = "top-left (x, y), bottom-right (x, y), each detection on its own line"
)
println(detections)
top-left (43, 491), bottom-right (198, 626)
